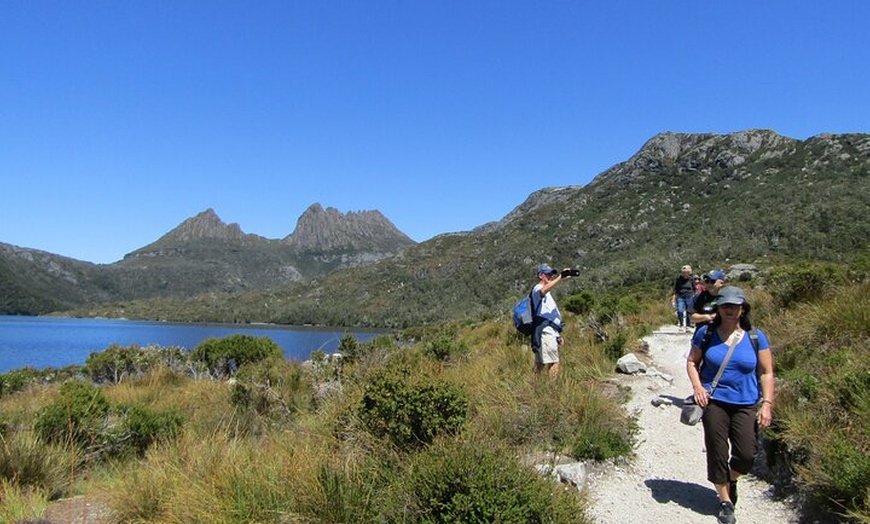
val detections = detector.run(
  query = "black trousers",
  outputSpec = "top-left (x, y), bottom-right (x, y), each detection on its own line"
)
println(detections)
top-left (702, 399), bottom-right (758, 485)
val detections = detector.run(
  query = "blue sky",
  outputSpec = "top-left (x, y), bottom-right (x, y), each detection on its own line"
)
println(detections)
top-left (2, 2), bottom-right (868, 264)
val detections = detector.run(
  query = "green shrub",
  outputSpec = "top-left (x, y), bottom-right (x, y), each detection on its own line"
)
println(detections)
top-left (86, 344), bottom-right (188, 384)
top-left (811, 432), bottom-right (870, 516)
top-left (0, 366), bottom-right (82, 398)
top-left (562, 290), bottom-right (596, 315)
top-left (190, 334), bottom-right (283, 377)
top-left (114, 405), bottom-right (184, 457)
top-left (32, 380), bottom-right (183, 460)
top-left (601, 330), bottom-right (628, 362)
top-left (359, 372), bottom-right (468, 451)
top-left (34, 380), bottom-right (110, 448)
top-left (336, 334), bottom-right (360, 361)
top-left (381, 438), bottom-right (587, 523)
top-left (422, 333), bottom-right (468, 362)
top-left (569, 423), bottom-right (635, 462)
top-left (766, 262), bottom-right (846, 307)
top-left (230, 358), bottom-right (313, 422)
top-left (0, 367), bottom-right (41, 398)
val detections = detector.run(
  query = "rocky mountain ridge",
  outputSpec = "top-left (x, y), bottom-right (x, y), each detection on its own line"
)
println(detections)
top-left (0, 204), bottom-right (415, 315)
top-left (2, 129), bottom-right (868, 324)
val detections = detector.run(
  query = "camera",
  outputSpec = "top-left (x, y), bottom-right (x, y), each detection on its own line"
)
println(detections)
top-left (561, 268), bottom-right (580, 278)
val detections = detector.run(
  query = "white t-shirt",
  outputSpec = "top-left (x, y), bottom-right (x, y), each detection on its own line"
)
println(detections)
top-left (533, 283), bottom-right (562, 333)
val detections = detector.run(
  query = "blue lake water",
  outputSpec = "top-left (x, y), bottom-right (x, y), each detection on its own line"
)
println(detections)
top-left (0, 315), bottom-right (385, 374)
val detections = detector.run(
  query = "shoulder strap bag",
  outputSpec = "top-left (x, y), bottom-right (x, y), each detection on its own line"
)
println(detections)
top-left (680, 329), bottom-right (743, 425)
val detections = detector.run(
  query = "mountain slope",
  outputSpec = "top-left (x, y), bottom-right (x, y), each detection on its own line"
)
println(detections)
top-left (218, 130), bottom-right (870, 327)
top-left (0, 205), bottom-right (415, 314)
top-left (6, 130), bottom-right (868, 325)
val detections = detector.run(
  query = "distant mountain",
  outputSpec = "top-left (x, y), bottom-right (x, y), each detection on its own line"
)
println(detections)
top-left (4, 130), bottom-right (868, 326)
top-left (89, 129), bottom-right (867, 328)
top-left (132, 208), bottom-right (257, 249)
top-left (0, 204), bottom-right (416, 315)
top-left (285, 204), bottom-right (413, 253)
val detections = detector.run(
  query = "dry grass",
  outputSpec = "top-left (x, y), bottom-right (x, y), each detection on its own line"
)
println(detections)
top-left (2, 278), bottom-right (866, 522)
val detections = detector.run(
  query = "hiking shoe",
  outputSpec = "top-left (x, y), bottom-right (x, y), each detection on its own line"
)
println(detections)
top-left (717, 501), bottom-right (736, 524)
top-left (729, 480), bottom-right (738, 506)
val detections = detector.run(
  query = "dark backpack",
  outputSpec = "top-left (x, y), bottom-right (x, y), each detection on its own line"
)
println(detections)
top-left (512, 289), bottom-right (538, 336)
top-left (699, 326), bottom-right (759, 355)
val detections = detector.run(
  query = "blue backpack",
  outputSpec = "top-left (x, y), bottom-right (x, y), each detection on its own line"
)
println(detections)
top-left (513, 289), bottom-right (538, 336)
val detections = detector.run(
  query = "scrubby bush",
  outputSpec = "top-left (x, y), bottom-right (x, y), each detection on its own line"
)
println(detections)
top-left (562, 290), bottom-right (596, 315)
top-left (190, 334), bottom-right (283, 378)
top-left (568, 422), bottom-right (635, 462)
top-left (33, 380), bottom-right (183, 461)
top-left (380, 438), bottom-right (588, 523)
top-left (0, 366), bottom-right (82, 398)
top-left (766, 262), bottom-right (847, 308)
top-left (421, 332), bottom-right (468, 362)
top-left (86, 343), bottom-right (188, 384)
top-left (230, 358), bottom-right (313, 423)
top-left (113, 405), bottom-right (184, 457)
top-left (359, 371), bottom-right (468, 451)
top-left (336, 334), bottom-right (360, 361)
top-left (34, 380), bottom-right (110, 448)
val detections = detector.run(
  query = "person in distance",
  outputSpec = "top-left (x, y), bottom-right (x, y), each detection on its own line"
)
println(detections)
top-left (531, 264), bottom-right (576, 379)
top-left (670, 264), bottom-right (696, 333)
top-left (691, 269), bottom-right (727, 334)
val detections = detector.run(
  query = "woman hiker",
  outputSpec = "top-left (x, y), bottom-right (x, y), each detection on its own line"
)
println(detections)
top-left (685, 286), bottom-right (775, 524)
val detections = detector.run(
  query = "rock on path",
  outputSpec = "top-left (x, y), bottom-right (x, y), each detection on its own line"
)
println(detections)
top-left (584, 325), bottom-right (799, 524)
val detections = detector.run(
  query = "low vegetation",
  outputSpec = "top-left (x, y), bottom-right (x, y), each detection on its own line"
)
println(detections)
top-left (0, 261), bottom-right (867, 523)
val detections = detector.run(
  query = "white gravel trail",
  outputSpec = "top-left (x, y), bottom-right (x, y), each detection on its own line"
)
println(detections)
top-left (584, 325), bottom-right (799, 524)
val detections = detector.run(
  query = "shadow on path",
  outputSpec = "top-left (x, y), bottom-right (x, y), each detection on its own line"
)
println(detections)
top-left (644, 478), bottom-right (717, 516)
top-left (658, 394), bottom-right (692, 406)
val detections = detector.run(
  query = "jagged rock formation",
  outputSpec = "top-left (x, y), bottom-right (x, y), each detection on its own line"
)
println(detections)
top-left (284, 203), bottom-right (414, 256)
top-left (1, 204), bottom-right (416, 315)
top-left (146, 208), bottom-right (250, 244)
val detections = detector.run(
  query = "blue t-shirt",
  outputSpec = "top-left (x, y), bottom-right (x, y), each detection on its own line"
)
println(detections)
top-left (692, 325), bottom-right (770, 406)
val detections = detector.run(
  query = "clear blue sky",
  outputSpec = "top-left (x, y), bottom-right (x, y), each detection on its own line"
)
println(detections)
top-left (2, 2), bottom-right (868, 264)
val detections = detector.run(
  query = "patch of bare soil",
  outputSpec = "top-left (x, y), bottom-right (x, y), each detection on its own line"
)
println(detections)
top-left (37, 493), bottom-right (113, 524)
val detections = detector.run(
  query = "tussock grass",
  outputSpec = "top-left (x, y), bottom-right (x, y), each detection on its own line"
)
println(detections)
top-left (0, 430), bottom-right (70, 500)
top-left (0, 478), bottom-right (49, 523)
top-left (759, 281), bottom-right (870, 521)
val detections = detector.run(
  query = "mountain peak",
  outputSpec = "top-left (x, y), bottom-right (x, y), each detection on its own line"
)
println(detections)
top-left (284, 203), bottom-right (415, 252)
top-left (158, 208), bottom-right (247, 243)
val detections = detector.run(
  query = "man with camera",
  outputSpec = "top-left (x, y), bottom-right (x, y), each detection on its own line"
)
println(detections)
top-left (532, 264), bottom-right (578, 379)
top-left (691, 269), bottom-right (727, 333)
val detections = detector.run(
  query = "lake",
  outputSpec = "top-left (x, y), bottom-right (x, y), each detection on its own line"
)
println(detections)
top-left (0, 315), bottom-right (386, 374)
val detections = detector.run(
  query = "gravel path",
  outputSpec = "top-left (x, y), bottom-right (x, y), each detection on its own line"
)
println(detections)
top-left (584, 325), bottom-right (799, 524)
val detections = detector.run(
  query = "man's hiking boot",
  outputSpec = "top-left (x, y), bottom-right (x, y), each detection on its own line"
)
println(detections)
top-left (717, 501), bottom-right (736, 524)
top-left (729, 480), bottom-right (738, 506)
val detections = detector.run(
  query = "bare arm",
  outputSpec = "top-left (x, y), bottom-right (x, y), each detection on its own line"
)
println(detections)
top-left (539, 273), bottom-right (563, 296)
top-left (686, 346), bottom-right (711, 407)
top-left (756, 349), bottom-right (775, 429)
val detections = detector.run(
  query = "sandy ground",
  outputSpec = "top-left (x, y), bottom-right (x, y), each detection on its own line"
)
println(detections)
top-left (583, 325), bottom-right (799, 524)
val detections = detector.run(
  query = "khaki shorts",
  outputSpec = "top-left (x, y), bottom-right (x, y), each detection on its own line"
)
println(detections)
top-left (536, 328), bottom-right (560, 365)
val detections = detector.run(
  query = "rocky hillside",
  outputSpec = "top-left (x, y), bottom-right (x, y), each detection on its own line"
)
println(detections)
top-left (5, 130), bottom-right (868, 324)
top-left (283, 204), bottom-right (414, 265)
top-left (156, 129), bottom-right (866, 328)
top-left (0, 205), bottom-right (416, 315)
